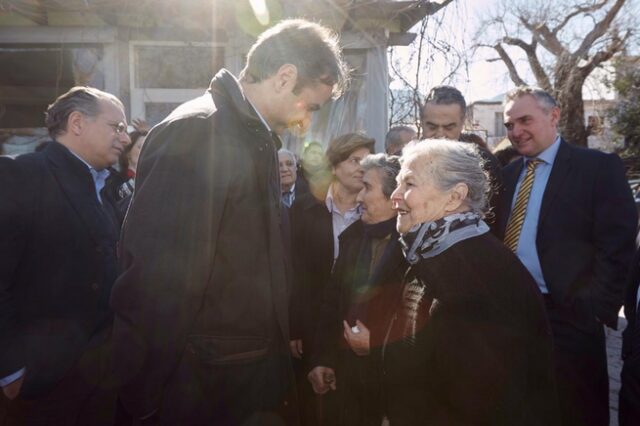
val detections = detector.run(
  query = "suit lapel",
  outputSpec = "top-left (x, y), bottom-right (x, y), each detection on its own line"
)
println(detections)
top-left (45, 142), bottom-right (107, 245)
top-left (538, 139), bottom-right (572, 226)
top-left (498, 160), bottom-right (524, 236)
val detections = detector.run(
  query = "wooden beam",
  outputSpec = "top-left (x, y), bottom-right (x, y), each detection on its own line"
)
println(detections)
top-left (0, 26), bottom-right (117, 43)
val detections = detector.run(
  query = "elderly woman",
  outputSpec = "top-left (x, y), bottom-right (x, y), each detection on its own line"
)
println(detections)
top-left (307, 153), bottom-right (408, 425)
top-left (382, 140), bottom-right (558, 425)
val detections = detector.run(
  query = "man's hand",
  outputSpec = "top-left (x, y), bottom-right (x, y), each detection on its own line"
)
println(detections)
top-left (307, 366), bottom-right (336, 395)
top-left (343, 319), bottom-right (370, 356)
top-left (2, 375), bottom-right (24, 400)
top-left (289, 339), bottom-right (304, 359)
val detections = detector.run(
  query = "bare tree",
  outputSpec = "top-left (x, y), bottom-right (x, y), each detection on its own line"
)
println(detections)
top-left (388, 0), bottom-right (466, 135)
top-left (476, 0), bottom-right (637, 146)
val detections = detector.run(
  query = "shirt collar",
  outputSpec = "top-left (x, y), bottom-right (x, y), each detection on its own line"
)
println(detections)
top-left (283, 183), bottom-right (295, 195)
top-left (325, 183), bottom-right (361, 215)
top-left (67, 149), bottom-right (111, 179)
top-left (524, 135), bottom-right (561, 166)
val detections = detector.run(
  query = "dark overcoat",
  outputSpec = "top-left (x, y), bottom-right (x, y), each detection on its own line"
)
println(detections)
top-left (109, 70), bottom-right (292, 423)
top-left (382, 232), bottom-right (559, 426)
top-left (0, 142), bottom-right (119, 398)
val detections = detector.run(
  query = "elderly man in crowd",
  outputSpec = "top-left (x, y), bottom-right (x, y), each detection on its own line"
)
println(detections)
top-left (385, 126), bottom-right (416, 156)
top-left (0, 87), bottom-right (130, 425)
top-left (497, 86), bottom-right (637, 426)
top-left (308, 153), bottom-right (407, 425)
top-left (110, 19), bottom-right (348, 425)
top-left (383, 140), bottom-right (558, 425)
top-left (279, 148), bottom-right (298, 208)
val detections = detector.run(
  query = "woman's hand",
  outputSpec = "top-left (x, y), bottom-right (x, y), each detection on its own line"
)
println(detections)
top-left (343, 319), bottom-right (370, 356)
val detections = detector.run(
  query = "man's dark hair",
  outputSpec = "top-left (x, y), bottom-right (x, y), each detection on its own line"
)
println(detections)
top-left (326, 133), bottom-right (375, 167)
top-left (239, 19), bottom-right (349, 98)
top-left (422, 85), bottom-right (467, 119)
top-left (45, 86), bottom-right (124, 138)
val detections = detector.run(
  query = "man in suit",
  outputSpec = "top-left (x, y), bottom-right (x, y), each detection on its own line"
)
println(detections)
top-left (0, 86), bottom-right (130, 425)
top-left (497, 86), bottom-right (637, 426)
top-left (620, 246), bottom-right (640, 426)
top-left (109, 19), bottom-right (348, 425)
top-left (279, 148), bottom-right (298, 208)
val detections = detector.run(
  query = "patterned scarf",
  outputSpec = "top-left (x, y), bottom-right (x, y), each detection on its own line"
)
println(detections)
top-left (399, 211), bottom-right (489, 265)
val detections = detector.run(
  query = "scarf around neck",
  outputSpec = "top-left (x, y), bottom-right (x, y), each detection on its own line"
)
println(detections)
top-left (400, 211), bottom-right (489, 265)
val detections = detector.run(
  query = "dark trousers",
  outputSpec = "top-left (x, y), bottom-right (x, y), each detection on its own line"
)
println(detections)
top-left (619, 356), bottom-right (640, 426)
top-left (0, 332), bottom-right (116, 426)
top-left (121, 350), bottom-right (294, 426)
top-left (546, 305), bottom-right (609, 426)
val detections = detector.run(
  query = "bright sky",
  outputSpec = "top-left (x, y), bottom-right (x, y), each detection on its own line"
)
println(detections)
top-left (391, 0), bottom-right (617, 103)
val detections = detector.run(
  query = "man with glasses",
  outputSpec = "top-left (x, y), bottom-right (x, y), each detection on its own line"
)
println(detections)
top-left (0, 86), bottom-right (130, 425)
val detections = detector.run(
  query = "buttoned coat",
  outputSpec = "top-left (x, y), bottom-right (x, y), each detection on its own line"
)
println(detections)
top-left (0, 142), bottom-right (119, 398)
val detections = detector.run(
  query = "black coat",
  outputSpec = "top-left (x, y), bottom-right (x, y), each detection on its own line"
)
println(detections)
top-left (382, 232), bottom-right (559, 426)
top-left (110, 69), bottom-right (292, 419)
top-left (289, 189), bottom-right (334, 352)
top-left (619, 247), bottom-right (640, 426)
top-left (0, 142), bottom-right (120, 398)
top-left (496, 140), bottom-right (637, 331)
top-left (310, 219), bottom-right (407, 425)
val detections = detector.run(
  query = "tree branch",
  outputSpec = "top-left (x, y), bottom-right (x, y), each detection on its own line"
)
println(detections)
top-left (501, 37), bottom-right (552, 91)
top-left (579, 30), bottom-right (629, 77)
top-left (575, 0), bottom-right (626, 58)
top-left (552, 0), bottom-right (608, 34)
top-left (493, 43), bottom-right (527, 86)
top-left (518, 16), bottom-right (567, 57)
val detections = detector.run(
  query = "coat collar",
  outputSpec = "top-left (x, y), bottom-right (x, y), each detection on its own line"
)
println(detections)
top-left (44, 141), bottom-right (115, 244)
top-left (208, 69), bottom-right (282, 150)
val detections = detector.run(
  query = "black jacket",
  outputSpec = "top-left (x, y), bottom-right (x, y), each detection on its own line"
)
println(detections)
top-left (496, 140), bottom-right (637, 330)
top-left (382, 232), bottom-right (559, 426)
top-left (110, 69), bottom-right (291, 417)
top-left (0, 142), bottom-right (120, 398)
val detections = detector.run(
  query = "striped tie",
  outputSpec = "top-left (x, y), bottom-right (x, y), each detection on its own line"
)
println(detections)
top-left (504, 159), bottom-right (542, 252)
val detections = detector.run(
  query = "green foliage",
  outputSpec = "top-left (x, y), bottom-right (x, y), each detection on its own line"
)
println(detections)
top-left (607, 59), bottom-right (640, 153)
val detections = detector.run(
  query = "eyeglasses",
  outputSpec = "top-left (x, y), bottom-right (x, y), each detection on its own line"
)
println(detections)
top-left (107, 122), bottom-right (128, 134)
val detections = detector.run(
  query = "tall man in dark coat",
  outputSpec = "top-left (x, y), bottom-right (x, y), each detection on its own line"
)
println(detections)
top-left (109, 19), bottom-right (348, 425)
top-left (619, 245), bottom-right (640, 426)
top-left (497, 86), bottom-right (638, 426)
top-left (0, 87), bottom-right (130, 425)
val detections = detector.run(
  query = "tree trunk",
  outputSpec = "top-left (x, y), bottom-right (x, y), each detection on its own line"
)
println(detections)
top-left (557, 78), bottom-right (588, 147)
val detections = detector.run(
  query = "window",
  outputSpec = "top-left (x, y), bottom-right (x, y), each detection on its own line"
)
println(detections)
top-left (494, 111), bottom-right (506, 138)
top-left (129, 41), bottom-right (224, 126)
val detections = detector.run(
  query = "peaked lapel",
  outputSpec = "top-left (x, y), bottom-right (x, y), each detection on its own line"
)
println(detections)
top-left (44, 142), bottom-right (111, 246)
top-left (538, 139), bottom-right (572, 227)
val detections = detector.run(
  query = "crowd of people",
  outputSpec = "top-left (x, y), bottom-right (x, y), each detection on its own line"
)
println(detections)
top-left (1, 17), bottom-right (640, 426)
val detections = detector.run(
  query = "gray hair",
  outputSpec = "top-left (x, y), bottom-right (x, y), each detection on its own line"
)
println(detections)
top-left (278, 148), bottom-right (297, 166)
top-left (503, 86), bottom-right (557, 113)
top-left (360, 153), bottom-right (401, 199)
top-left (401, 139), bottom-right (489, 215)
top-left (385, 126), bottom-right (416, 152)
top-left (45, 86), bottom-right (124, 138)
top-left (423, 85), bottom-right (467, 119)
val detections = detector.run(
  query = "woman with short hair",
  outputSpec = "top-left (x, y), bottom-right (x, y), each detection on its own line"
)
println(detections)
top-left (307, 153), bottom-right (407, 425)
top-left (382, 140), bottom-right (559, 425)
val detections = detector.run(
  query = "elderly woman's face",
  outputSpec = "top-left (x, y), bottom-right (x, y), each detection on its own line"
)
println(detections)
top-left (391, 157), bottom-right (452, 234)
top-left (356, 168), bottom-right (396, 225)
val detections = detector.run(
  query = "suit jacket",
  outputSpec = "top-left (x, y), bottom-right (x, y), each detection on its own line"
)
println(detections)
top-left (110, 69), bottom-right (291, 417)
top-left (496, 139), bottom-right (637, 331)
top-left (0, 142), bottom-right (119, 398)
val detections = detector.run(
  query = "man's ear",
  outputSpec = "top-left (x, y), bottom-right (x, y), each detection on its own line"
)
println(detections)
top-left (549, 106), bottom-right (561, 127)
top-left (274, 64), bottom-right (298, 93)
top-left (67, 111), bottom-right (85, 136)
